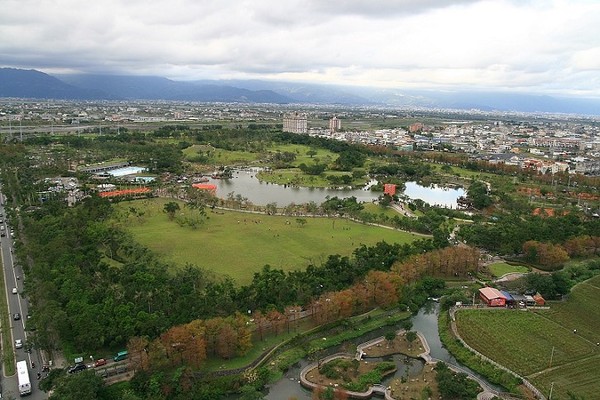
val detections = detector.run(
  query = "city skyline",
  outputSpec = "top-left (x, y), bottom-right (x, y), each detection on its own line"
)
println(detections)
top-left (1, 0), bottom-right (600, 98)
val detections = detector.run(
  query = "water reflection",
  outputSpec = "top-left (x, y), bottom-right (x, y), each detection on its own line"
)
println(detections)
top-left (206, 170), bottom-right (465, 208)
top-left (403, 182), bottom-right (465, 208)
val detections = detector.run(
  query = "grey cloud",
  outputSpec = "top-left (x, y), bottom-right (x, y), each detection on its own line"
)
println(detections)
top-left (308, 0), bottom-right (480, 17)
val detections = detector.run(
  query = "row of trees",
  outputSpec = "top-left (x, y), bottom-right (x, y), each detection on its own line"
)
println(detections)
top-left (128, 312), bottom-right (253, 372)
top-left (459, 213), bottom-right (600, 255)
top-left (122, 245), bottom-right (479, 372)
top-left (523, 235), bottom-right (600, 268)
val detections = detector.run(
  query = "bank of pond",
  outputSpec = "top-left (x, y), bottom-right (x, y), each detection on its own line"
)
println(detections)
top-left (258, 305), bottom-right (504, 400)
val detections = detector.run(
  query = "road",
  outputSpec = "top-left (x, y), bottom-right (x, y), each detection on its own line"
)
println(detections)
top-left (0, 186), bottom-right (46, 399)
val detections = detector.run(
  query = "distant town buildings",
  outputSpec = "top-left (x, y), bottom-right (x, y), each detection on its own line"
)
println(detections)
top-left (283, 112), bottom-right (308, 134)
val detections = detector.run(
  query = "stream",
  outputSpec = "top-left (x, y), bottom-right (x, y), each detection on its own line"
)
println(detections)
top-left (254, 302), bottom-right (501, 399)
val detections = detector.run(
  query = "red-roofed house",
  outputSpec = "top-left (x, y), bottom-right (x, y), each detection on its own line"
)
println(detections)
top-left (479, 287), bottom-right (506, 307)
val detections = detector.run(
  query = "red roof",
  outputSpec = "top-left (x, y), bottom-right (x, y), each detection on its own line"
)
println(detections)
top-left (192, 183), bottom-right (217, 192)
top-left (479, 287), bottom-right (506, 300)
top-left (99, 187), bottom-right (151, 198)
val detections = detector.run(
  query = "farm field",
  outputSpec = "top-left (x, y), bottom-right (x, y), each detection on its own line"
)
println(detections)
top-left (455, 275), bottom-right (600, 399)
top-left (487, 262), bottom-right (529, 278)
top-left (115, 198), bottom-right (421, 284)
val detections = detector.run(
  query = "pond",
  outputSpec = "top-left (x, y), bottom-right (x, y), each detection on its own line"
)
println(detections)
top-left (206, 170), bottom-right (465, 208)
top-left (251, 303), bottom-right (499, 400)
top-left (402, 181), bottom-right (465, 208)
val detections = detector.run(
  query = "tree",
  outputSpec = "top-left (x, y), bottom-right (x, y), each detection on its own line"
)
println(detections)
top-left (406, 331), bottom-right (418, 350)
top-left (385, 332), bottom-right (396, 348)
top-left (49, 371), bottom-right (108, 400)
top-left (435, 362), bottom-right (481, 399)
top-left (239, 384), bottom-right (265, 400)
top-left (296, 218), bottom-right (307, 228)
top-left (216, 323), bottom-right (238, 359)
top-left (163, 201), bottom-right (180, 220)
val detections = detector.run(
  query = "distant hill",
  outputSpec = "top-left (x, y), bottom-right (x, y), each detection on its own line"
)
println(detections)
top-left (57, 74), bottom-right (292, 103)
top-left (1, 68), bottom-right (599, 115)
top-left (0, 68), bottom-right (110, 99)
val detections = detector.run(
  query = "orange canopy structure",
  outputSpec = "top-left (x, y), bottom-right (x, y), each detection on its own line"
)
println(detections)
top-left (99, 187), bottom-right (151, 198)
top-left (192, 183), bottom-right (217, 194)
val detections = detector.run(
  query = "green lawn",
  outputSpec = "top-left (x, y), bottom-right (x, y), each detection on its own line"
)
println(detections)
top-left (0, 255), bottom-right (15, 375)
top-left (116, 198), bottom-right (420, 284)
top-left (257, 168), bottom-right (369, 188)
top-left (183, 145), bottom-right (259, 165)
top-left (455, 275), bottom-right (600, 399)
top-left (268, 143), bottom-right (338, 166)
top-left (487, 262), bottom-right (529, 278)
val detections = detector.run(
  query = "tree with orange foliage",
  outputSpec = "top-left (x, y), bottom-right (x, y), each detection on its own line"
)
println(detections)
top-left (182, 320), bottom-right (207, 368)
top-left (231, 312), bottom-right (252, 356)
top-left (266, 309), bottom-right (286, 335)
top-left (127, 335), bottom-right (150, 371)
top-left (216, 323), bottom-right (238, 359)
top-left (364, 270), bottom-right (402, 308)
top-left (203, 317), bottom-right (224, 356)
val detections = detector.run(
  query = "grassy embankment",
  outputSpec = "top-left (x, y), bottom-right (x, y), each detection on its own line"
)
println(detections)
top-left (454, 274), bottom-right (600, 399)
top-left (115, 198), bottom-right (420, 284)
top-left (0, 253), bottom-right (16, 375)
top-left (487, 262), bottom-right (529, 278)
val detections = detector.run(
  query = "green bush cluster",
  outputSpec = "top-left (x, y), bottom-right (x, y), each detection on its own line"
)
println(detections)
top-left (343, 362), bottom-right (396, 392)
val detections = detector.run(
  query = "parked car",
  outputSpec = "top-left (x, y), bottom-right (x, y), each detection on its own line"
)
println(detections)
top-left (13, 313), bottom-right (20, 320)
top-left (67, 363), bottom-right (87, 374)
top-left (15, 339), bottom-right (23, 349)
top-left (94, 358), bottom-right (107, 367)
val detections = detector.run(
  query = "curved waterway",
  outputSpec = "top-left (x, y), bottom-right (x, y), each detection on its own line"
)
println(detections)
top-left (206, 169), bottom-right (465, 207)
top-left (225, 303), bottom-right (501, 399)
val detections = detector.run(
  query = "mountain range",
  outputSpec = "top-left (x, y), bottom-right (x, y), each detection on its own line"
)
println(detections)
top-left (1, 67), bottom-right (599, 116)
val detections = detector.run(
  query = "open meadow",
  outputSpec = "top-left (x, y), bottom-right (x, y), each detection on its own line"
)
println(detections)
top-left (115, 198), bottom-right (421, 284)
top-left (487, 262), bottom-right (529, 278)
top-left (455, 274), bottom-right (600, 399)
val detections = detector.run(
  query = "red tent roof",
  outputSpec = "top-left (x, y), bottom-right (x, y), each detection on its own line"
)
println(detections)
top-left (479, 287), bottom-right (506, 300)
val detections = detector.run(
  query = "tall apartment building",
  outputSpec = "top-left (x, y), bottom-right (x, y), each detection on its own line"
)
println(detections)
top-left (329, 116), bottom-right (341, 133)
top-left (283, 112), bottom-right (308, 134)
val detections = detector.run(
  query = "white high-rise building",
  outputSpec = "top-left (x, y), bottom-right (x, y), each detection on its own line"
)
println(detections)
top-left (329, 116), bottom-right (341, 133)
top-left (283, 112), bottom-right (308, 134)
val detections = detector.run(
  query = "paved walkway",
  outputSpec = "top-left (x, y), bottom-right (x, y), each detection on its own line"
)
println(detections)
top-left (300, 328), bottom-right (505, 400)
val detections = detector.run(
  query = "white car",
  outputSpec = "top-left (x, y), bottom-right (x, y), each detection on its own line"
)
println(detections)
top-left (15, 339), bottom-right (23, 349)
top-left (12, 287), bottom-right (17, 294)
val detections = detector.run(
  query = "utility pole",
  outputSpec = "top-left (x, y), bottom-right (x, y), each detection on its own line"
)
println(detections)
top-left (548, 346), bottom-right (555, 368)
top-left (549, 382), bottom-right (554, 400)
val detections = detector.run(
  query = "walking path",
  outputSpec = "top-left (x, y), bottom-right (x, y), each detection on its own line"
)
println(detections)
top-left (299, 328), bottom-right (508, 400)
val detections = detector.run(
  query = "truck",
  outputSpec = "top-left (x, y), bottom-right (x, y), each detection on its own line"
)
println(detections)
top-left (17, 360), bottom-right (31, 396)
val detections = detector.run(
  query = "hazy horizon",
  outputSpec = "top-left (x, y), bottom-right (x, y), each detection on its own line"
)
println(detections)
top-left (2, 0), bottom-right (600, 99)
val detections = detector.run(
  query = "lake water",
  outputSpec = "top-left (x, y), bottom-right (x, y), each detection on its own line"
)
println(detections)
top-left (206, 170), bottom-right (465, 207)
top-left (403, 182), bottom-right (465, 208)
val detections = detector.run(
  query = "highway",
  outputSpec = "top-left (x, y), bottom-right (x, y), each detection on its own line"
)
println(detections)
top-left (0, 186), bottom-right (45, 399)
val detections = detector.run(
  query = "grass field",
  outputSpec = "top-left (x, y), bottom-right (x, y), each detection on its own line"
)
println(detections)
top-left (487, 262), bottom-right (529, 278)
top-left (116, 198), bottom-right (420, 284)
top-left (455, 274), bottom-right (600, 399)
top-left (0, 255), bottom-right (16, 375)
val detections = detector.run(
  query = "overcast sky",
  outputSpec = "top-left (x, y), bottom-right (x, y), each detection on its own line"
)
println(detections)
top-left (2, 0), bottom-right (600, 97)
